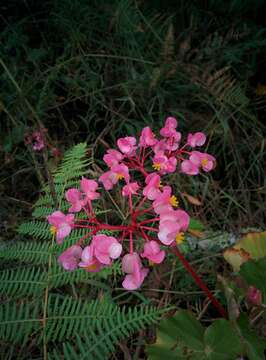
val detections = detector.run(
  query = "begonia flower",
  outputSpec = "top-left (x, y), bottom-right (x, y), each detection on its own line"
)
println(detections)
top-left (143, 173), bottom-right (161, 200)
top-left (80, 177), bottom-right (100, 201)
top-left (99, 164), bottom-right (130, 190)
top-left (103, 149), bottom-right (124, 167)
top-left (187, 132), bottom-right (206, 147)
top-left (180, 160), bottom-right (200, 175)
top-left (79, 245), bottom-right (102, 272)
top-left (158, 209), bottom-right (189, 245)
top-left (47, 211), bottom-right (74, 244)
top-left (246, 286), bottom-right (262, 306)
top-left (164, 131), bottom-right (181, 151)
top-left (139, 127), bottom-right (157, 147)
top-left (122, 253), bottom-right (149, 290)
top-left (32, 131), bottom-right (45, 151)
top-left (122, 182), bottom-right (140, 197)
top-left (58, 245), bottom-right (82, 271)
top-left (190, 151), bottom-right (216, 172)
top-left (117, 137), bottom-right (137, 156)
top-left (152, 152), bottom-right (177, 174)
top-left (141, 241), bottom-right (165, 264)
top-left (152, 185), bottom-right (178, 214)
top-left (65, 188), bottom-right (84, 212)
top-left (92, 234), bottom-right (122, 265)
top-left (160, 117), bottom-right (178, 137)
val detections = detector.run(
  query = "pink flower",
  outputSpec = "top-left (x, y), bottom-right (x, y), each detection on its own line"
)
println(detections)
top-left (47, 211), bottom-right (74, 244)
top-left (165, 131), bottom-right (181, 151)
top-left (143, 173), bottom-right (161, 200)
top-left (152, 185), bottom-right (178, 214)
top-left (79, 245), bottom-right (102, 272)
top-left (158, 209), bottom-right (189, 245)
top-left (187, 132), bottom-right (206, 147)
top-left (141, 241), bottom-right (165, 264)
top-left (158, 220), bottom-right (180, 245)
top-left (58, 245), bottom-right (82, 271)
top-left (122, 182), bottom-right (140, 197)
top-left (117, 137), bottom-right (137, 156)
top-left (152, 152), bottom-right (177, 174)
top-left (139, 127), bottom-right (157, 147)
top-left (160, 117), bottom-right (178, 137)
top-left (99, 164), bottom-right (130, 190)
top-left (180, 160), bottom-right (200, 175)
top-left (153, 139), bottom-right (167, 154)
top-left (246, 286), bottom-right (262, 306)
top-left (122, 253), bottom-right (149, 290)
top-left (92, 234), bottom-right (122, 265)
top-left (80, 177), bottom-right (100, 201)
top-left (65, 188), bottom-right (84, 212)
top-left (32, 131), bottom-right (45, 151)
top-left (103, 149), bottom-right (124, 167)
top-left (190, 151), bottom-right (216, 172)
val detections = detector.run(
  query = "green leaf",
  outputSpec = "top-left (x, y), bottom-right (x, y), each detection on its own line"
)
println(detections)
top-left (234, 232), bottom-right (266, 259)
top-left (189, 218), bottom-right (205, 231)
top-left (239, 258), bottom-right (266, 303)
top-left (204, 319), bottom-right (242, 359)
top-left (146, 311), bottom-right (244, 360)
top-left (172, 310), bottom-right (205, 351)
top-left (237, 314), bottom-right (266, 360)
top-left (146, 315), bottom-right (187, 359)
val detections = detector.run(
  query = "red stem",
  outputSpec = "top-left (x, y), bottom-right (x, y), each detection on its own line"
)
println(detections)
top-left (172, 246), bottom-right (227, 318)
top-left (139, 217), bottom-right (160, 225)
top-left (140, 225), bottom-right (158, 232)
top-left (129, 230), bottom-right (133, 254)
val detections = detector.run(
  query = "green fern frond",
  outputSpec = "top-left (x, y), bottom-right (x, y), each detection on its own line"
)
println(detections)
top-left (0, 301), bottom-right (41, 345)
top-left (0, 267), bottom-right (46, 297)
top-left (48, 304), bottom-right (169, 360)
top-left (45, 295), bottom-right (117, 342)
top-left (18, 221), bottom-right (51, 241)
top-left (0, 241), bottom-right (50, 264)
top-left (32, 201), bottom-right (69, 218)
top-left (54, 143), bottom-right (91, 185)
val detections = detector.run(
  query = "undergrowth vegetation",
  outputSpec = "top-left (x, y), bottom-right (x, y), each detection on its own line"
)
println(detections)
top-left (0, 0), bottom-right (266, 358)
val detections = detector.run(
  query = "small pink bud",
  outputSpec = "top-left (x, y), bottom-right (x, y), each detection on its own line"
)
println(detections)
top-left (246, 286), bottom-right (262, 306)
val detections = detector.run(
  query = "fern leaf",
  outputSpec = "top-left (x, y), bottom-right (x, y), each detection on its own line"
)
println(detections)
top-left (0, 241), bottom-right (50, 264)
top-left (0, 267), bottom-right (46, 297)
top-left (18, 221), bottom-right (51, 241)
top-left (48, 302), bottom-right (169, 360)
top-left (0, 301), bottom-right (41, 345)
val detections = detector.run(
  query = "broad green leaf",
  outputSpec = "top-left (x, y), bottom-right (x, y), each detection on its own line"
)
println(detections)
top-left (223, 232), bottom-right (266, 272)
top-left (237, 314), bottom-right (266, 360)
top-left (146, 311), bottom-right (245, 360)
top-left (172, 310), bottom-right (205, 351)
top-left (204, 319), bottom-right (242, 360)
top-left (234, 232), bottom-right (266, 259)
top-left (240, 258), bottom-right (266, 303)
top-left (146, 316), bottom-right (185, 359)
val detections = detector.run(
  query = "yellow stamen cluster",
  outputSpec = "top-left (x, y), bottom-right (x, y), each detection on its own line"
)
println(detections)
top-left (201, 158), bottom-right (208, 167)
top-left (85, 263), bottom-right (98, 271)
top-left (50, 226), bottom-right (57, 235)
top-left (149, 260), bottom-right (155, 267)
top-left (152, 163), bottom-right (161, 171)
top-left (159, 180), bottom-right (163, 188)
top-left (169, 195), bottom-right (179, 207)
top-left (116, 173), bottom-right (124, 180)
top-left (175, 232), bottom-right (185, 245)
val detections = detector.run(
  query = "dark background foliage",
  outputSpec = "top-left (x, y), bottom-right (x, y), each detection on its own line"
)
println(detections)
top-left (1, 0), bottom-right (266, 241)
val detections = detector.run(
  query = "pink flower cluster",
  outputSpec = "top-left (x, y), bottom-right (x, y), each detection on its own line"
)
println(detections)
top-left (47, 117), bottom-right (216, 290)
top-left (24, 130), bottom-right (45, 151)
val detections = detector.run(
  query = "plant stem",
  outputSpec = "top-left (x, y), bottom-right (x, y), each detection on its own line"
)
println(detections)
top-left (172, 246), bottom-right (227, 318)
